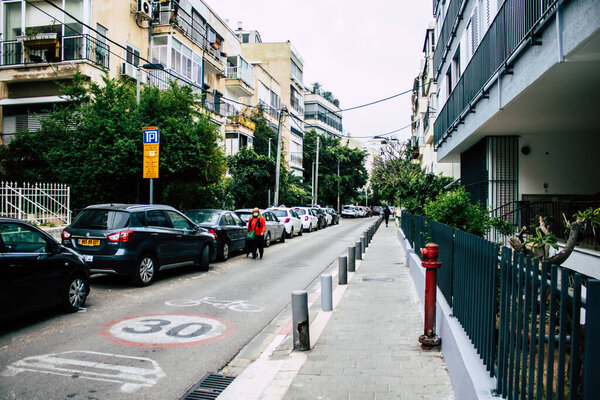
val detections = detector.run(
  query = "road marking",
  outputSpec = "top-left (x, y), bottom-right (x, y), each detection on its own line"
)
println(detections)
top-left (101, 313), bottom-right (234, 348)
top-left (1, 350), bottom-right (165, 393)
top-left (165, 297), bottom-right (263, 312)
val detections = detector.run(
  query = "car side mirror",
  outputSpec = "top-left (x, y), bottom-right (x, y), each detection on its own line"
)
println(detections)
top-left (50, 242), bottom-right (62, 254)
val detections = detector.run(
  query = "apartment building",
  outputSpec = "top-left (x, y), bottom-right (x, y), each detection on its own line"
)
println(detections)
top-left (0, 0), bottom-right (256, 152)
top-left (236, 26), bottom-right (305, 177)
top-left (410, 26), bottom-right (458, 177)
top-left (432, 0), bottom-right (600, 265)
top-left (304, 91), bottom-right (343, 137)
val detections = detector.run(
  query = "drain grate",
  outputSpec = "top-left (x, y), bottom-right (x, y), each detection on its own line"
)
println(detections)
top-left (362, 276), bottom-right (395, 282)
top-left (180, 373), bottom-right (235, 400)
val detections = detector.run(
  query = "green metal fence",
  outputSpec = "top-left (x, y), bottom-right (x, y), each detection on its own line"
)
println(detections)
top-left (399, 212), bottom-right (599, 399)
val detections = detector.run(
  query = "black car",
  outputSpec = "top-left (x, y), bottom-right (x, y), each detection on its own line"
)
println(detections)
top-left (327, 208), bottom-right (340, 225)
top-left (310, 207), bottom-right (327, 229)
top-left (62, 204), bottom-right (216, 286)
top-left (185, 209), bottom-right (247, 261)
top-left (1, 219), bottom-right (90, 320)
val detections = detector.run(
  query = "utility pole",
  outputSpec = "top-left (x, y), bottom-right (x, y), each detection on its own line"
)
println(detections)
top-left (268, 138), bottom-right (272, 206)
top-left (274, 107), bottom-right (287, 206)
top-left (315, 135), bottom-right (320, 206)
top-left (311, 162), bottom-right (315, 205)
top-left (337, 159), bottom-right (340, 213)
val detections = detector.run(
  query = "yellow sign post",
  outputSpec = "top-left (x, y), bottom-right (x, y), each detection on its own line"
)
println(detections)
top-left (142, 126), bottom-right (160, 203)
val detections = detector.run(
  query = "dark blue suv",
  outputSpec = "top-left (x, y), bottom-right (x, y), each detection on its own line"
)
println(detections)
top-left (62, 204), bottom-right (216, 286)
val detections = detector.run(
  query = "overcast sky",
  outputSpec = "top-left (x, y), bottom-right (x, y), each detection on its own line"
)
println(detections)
top-left (207, 0), bottom-right (434, 142)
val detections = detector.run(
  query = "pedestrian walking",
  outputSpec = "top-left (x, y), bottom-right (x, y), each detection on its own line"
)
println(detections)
top-left (247, 207), bottom-right (267, 259)
top-left (383, 205), bottom-right (391, 227)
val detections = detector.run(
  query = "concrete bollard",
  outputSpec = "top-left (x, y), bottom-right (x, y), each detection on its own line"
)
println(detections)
top-left (360, 235), bottom-right (366, 254)
top-left (321, 274), bottom-right (332, 311)
top-left (348, 246), bottom-right (356, 272)
top-left (292, 290), bottom-right (310, 351)
top-left (355, 240), bottom-right (362, 261)
top-left (338, 256), bottom-right (348, 285)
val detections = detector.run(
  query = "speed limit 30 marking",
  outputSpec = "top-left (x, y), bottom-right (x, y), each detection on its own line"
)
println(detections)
top-left (100, 314), bottom-right (234, 348)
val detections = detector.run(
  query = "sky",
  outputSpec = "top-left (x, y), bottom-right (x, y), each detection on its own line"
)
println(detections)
top-left (207, 0), bottom-right (434, 142)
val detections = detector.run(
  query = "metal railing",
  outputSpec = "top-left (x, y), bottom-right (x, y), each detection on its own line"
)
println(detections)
top-left (0, 181), bottom-right (71, 225)
top-left (432, 0), bottom-right (462, 77)
top-left (0, 34), bottom-right (109, 68)
top-left (258, 100), bottom-right (281, 120)
top-left (434, 0), bottom-right (560, 149)
top-left (290, 97), bottom-right (304, 115)
top-left (399, 211), bottom-right (598, 399)
top-left (225, 66), bottom-right (254, 89)
top-left (304, 112), bottom-right (342, 132)
top-left (147, 67), bottom-right (203, 96)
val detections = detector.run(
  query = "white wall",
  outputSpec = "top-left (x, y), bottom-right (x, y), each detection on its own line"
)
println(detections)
top-left (519, 131), bottom-right (600, 196)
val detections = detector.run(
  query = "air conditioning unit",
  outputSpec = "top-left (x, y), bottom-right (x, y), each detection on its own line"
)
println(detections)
top-left (121, 62), bottom-right (147, 83)
top-left (137, 0), bottom-right (152, 19)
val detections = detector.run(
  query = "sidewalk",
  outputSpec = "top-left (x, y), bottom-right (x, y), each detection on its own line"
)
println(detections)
top-left (219, 222), bottom-right (455, 400)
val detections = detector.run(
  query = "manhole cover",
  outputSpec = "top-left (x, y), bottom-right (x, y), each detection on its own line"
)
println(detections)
top-left (362, 276), bottom-right (395, 282)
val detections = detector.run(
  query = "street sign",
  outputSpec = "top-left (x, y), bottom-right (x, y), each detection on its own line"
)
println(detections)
top-left (142, 127), bottom-right (160, 179)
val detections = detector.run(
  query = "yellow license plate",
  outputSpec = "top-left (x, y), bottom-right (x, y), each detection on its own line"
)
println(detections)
top-left (79, 239), bottom-right (100, 246)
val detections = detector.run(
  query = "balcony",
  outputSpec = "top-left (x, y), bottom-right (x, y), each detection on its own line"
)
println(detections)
top-left (0, 34), bottom-right (109, 70)
top-left (225, 114), bottom-right (255, 144)
top-left (147, 68), bottom-right (202, 96)
top-left (258, 100), bottom-right (280, 121)
top-left (225, 56), bottom-right (254, 97)
top-left (304, 112), bottom-right (342, 133)
top-left (290, 97), bottom-right (304, 116)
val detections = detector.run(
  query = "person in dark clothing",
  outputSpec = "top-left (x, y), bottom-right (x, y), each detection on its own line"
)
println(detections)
top-left (247, 207), bottom-right (266, 259)
top-left (383, 206), bottom-right (391, 227)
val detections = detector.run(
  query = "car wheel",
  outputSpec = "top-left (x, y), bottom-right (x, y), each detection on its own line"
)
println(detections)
top-left (280, 230), bottom-right (286, 243)
top-left (287, 227), bottom-right (293, 239)
top-left (220, 242), bottom-right (230, 261)
top-left (131, 254), bottom-right (157, 287)
top-left (308, 223), bottom-right (312, 232)
top-left (298, 227), bottom-right (303, 236)
top-left (265, 232), bottom-right (272, 247)
top-left (197, 244), bottom-right (210, 271)
top-left (62, 275), bottom-right (88, 312)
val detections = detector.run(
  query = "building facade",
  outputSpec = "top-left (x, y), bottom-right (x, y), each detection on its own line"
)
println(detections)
top-left (432, 0), bottom-right (600, 266)
top-left (236, 27), bottom-right (305, 177)
top-left (410, 26), bottom-right (458, 177)
top-left (304, 92), bottom-right (342, 137)
top-left (0, 0), bottom-right (256, 152)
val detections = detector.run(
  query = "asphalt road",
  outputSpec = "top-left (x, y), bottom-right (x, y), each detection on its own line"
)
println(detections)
top-left (0, 217), bottom-right (375, 400)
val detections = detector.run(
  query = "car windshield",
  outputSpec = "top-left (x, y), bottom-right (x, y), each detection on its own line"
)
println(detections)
top-left (343, 206), bottom-right (354, 210)
top-left (271, 210), bottom-right (287, 218)
top-left (71, 210), bottom-right (130, 230)
top-left (295, 209), bottom-right (306, 215)
top-left (185, 210), bottom-right (220, 224)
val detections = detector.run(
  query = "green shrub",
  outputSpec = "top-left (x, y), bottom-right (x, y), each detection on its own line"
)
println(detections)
top-left (424, 186), bottom-right (489, 237)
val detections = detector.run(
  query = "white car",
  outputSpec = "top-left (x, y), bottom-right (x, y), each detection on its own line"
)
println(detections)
top-left (269, 207), bottom-right (303, 238)
top-left (319, 207), bottom-right (333, 225)
top-left (342, 205), bottom-right (358, 218)
top-left (357, 206), bottom-right (366, 217)
top-left (293, 207), bottom-right (319, 232)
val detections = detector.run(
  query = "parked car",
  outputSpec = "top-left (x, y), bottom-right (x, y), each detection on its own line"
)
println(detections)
top-left (356, 206), bottom-right (366, 217)
top-left (372, 206), bottom-right (383, 216)
top-left (327, 208), bottom-right (340, 225)
top-left (320, 207), bottom-right (333, 226)
top-left (235, 209), bottom-right (286, 247)
top-left (62, 204), bottom-right (216, 287)
top-left (310, 207), bottom-right (327, 229)
top-left (342, 205), bottom-right (358, 218)
top-left (293, 207), bottom-right (319, 232)
top-left (268, 207), bottom-right (303, 238)
top-left (1, 218), bottom-right (90, 320)
top-left (185, 209), bottom-right (247, 261)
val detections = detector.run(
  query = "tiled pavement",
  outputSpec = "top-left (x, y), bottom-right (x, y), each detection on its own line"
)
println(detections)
top-left (281, 224), bottom-right (455, 400)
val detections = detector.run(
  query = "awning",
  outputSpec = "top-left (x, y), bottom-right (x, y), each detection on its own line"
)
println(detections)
top-left (0, 95), bottom-right (67, 106)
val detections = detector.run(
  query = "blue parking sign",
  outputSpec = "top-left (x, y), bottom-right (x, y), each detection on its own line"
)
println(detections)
top-left (142, 127), bottom-right (160, 144)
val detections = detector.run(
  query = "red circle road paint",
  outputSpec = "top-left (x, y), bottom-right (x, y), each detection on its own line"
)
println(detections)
top-left (100, 313), bottom-right (234, 348)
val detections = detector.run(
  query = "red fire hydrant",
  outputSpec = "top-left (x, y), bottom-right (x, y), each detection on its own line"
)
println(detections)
top-left (419, 243), bottom-right (442, 349)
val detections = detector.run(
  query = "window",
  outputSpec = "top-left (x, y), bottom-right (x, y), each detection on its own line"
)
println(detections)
top-left (467, 7), bottom-right (479, 58)
top-left (1, 223), bottom-right (48, 253)
top-left (222, 214), bottom-right (235, 226)
top-left (290, 59), bottom-right (303, 82)
top-left (242, 34), bottom-right (249, 43)
top-left (231, 213), bottom-right (245, 227)
top-left (452, 47), bottom-right (461, 87)
top-left (166, 211), bottom-right (193, 230)
top-left (152, 36), bottom-right (169, 67)
top-left (126, 44), bottom-right (140, 67)
top-left (146, 210), bottom-right (171, 228)
top-left (71, 210), bottom-right (130, 230)
top-left (4, 2), bottom-right (22, 40)
top-left (96, 23), bottom-right (107, 45)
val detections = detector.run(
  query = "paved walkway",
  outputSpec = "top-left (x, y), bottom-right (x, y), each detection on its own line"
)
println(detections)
top-left (218, 222), bottom-right (455, 400)
top-left (281, 224), bottom-right (455, 400)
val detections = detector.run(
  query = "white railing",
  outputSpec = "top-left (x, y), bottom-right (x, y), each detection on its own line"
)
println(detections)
top-left (0, 181), bottom-right (71, 226)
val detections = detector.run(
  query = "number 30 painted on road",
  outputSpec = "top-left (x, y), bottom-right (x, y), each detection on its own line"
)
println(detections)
top-left (100, 314), bottom-right (234, 348)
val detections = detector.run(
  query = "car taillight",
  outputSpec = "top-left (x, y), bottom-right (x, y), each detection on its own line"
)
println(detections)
top-left (107, 230), bottom-right (134, 242)
top-left (62, 230), bottom-right (71, 240)
top-left (208, 229), bottom-right (218, 240)
top-left (284, 218), bottom-right (290, 223)
top-left (304, 216), bottom-right (309, 221)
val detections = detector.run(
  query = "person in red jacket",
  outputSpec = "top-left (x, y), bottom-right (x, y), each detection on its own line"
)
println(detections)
top-left (247, 207), bottom-right (267, 259)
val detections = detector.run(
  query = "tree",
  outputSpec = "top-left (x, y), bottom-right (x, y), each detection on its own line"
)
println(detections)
top-left (227, 147), bottom-right (275, 209)
top-left (0, 73), bottom-right (227, 210)
top-left (302, 129), bottom-right (367, 207)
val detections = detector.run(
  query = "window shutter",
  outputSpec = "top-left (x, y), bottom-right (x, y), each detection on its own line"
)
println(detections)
top-left (471, 6), bottom-right (479, 56)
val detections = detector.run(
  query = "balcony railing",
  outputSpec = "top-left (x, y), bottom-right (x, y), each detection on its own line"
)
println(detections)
top-left (1, 34), bottom-right (109, 68)
top-left (434, 0), bottom-right (560, 150)
top-left (258, 100), bottom-right (280, 120)
top-left (290, 97), bottom-right (304, 115)
top-left (225, 66), bottom-right (254, 88)
top-left (147, 68), bottom-right (202, 96)
top-left (304, 112), bottom-right (342, 132)
top-left (432, 0), bottom-right (462, 78)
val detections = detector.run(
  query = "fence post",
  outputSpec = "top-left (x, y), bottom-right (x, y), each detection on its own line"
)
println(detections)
top-left (583, 280), bottom-right (600, 400)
